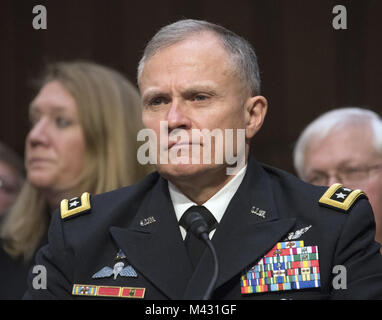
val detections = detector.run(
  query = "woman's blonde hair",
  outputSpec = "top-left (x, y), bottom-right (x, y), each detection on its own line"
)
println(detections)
top-left (1, 61), bottom-right (152, 261)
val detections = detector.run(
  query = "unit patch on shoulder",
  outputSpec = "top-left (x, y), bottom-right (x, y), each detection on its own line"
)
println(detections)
top-left (61, 192), bottom-right (91, 220)
top-left (318, 183), bottom-right (366, 213)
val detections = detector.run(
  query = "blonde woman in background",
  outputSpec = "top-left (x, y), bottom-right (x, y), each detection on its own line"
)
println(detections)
top-left (0, 61), bottom-right (152, 299)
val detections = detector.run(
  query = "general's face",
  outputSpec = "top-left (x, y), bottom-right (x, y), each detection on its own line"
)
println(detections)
top-left (303, 124), bottom-right (382, 242)
top-left (139, 33), bottom-right (266, 182)
top-left (25, 81), bottom-right (87, 193)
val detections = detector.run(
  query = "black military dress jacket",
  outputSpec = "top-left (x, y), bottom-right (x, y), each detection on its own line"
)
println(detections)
top-left (24, 157), bottom-right (382, 299)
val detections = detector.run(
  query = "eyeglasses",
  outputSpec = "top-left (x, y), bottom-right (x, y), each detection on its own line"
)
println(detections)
top-left (0, 176), bottom-right (21, 195)
top-left (307, 164), bottom-right (382, 187)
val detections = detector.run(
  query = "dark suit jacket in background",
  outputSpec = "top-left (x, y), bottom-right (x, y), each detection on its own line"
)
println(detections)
top-left (0, 235), bottom-right (47, 299)
top-left (0, 240), bottom-right (29, 299)
top-left (23, 157), bottom-right (382, 299)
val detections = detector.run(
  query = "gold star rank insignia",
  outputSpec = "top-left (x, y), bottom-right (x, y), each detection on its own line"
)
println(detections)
top-left (60, 192), bottom-right (91, 220)
top-left (318, 183), bottom-right (366, 212)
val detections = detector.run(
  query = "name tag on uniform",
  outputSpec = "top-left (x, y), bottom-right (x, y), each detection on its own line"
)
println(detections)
top-left (241, 241), bottom-right (320, 294)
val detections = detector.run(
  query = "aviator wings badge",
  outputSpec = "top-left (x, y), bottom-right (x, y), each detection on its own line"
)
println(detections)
top-left (92, 262), bottom-right (137, 280)
top-left (92, 249), bottom-right (137, 280)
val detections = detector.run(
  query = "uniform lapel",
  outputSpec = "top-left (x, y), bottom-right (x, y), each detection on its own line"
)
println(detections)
top-left (110, 177), bottom-right (192, 300)
top-left (183, 158), bottom-right (296, 299)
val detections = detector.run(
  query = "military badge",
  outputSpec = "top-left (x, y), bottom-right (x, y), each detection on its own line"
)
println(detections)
top-left (60, 192), bottom-right (91, 220)
top-left (140, 216), bottom-right (156, 226)
top-left (72, 284), bottom-right (145, 299)
top-left (74, 250), bottom-right (143, 299)
top-left (115, 248), bottom-right (127, 260)
top-left (241, 241), bottom-right (320, 294)
top-left (92, 249), bottom-right (137, 280)
top-left (318, 183), bottom-right (366, 212)
top-left (251, 206), bottom-right (267, 219)
top-left (92, 262), bottom-right (137, 280)
top-left (284, 225), bottom-right (312, 240)
top-left (72, 284), bottom-right (97, 296)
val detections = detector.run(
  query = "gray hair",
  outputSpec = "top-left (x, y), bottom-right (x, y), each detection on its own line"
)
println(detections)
top-left (137, 19), bottom-right (261, 96)
top-left (293, 107), bottom-right (382, 178)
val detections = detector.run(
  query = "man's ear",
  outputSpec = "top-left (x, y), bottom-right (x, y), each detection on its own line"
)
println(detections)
top-left (245, 95), bottom-right (268, 139)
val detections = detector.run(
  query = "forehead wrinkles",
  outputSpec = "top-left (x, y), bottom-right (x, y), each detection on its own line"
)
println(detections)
top-left (306, 126), bottom-right (378, 170)
top-left (139, 33), bottom-right (238, 86)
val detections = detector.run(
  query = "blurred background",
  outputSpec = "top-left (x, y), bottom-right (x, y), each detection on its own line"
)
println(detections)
top-left (1, 0), bottom-right (381, 175)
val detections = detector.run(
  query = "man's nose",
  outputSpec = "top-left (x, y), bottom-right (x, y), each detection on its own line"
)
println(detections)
top-left (167, 100), bottom-right (191, 131)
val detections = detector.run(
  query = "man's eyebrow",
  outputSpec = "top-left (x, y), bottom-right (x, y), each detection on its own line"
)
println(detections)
top-left (141, 89), bottom-right (166, 102)
top-left (182, 85), bottom-right (217, 95)
top-left (141, 83), bottom-right (219, 101)
top-left (309, 170), bottom-right (328, 176)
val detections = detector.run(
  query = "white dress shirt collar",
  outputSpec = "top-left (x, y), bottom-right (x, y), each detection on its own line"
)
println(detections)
top-left (168, 165), bottom-right (247, 239)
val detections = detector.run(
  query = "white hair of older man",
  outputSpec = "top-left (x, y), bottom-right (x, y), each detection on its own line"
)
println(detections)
top-left (137, 19), bottom-right (261, 96)
top-left (293, 107), bottom-right (382, 178)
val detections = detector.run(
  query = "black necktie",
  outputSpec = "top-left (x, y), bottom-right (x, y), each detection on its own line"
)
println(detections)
top-left (179, 206), bottom-right (218, 269)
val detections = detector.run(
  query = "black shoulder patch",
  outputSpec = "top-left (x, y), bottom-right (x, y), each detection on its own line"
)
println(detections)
top-left (318, 183), bottom-right (366, 213)
top-left (60, 192), bottom-right (91, 220)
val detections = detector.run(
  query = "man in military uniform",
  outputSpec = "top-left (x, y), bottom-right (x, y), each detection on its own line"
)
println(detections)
top-left (24, 19), bottom-right (382, 300)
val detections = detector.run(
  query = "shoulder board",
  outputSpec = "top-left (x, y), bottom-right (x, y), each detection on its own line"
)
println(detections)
top-left (60, 192), bottom-right (91, 220)
top-left (318, 183), bottom-right (366, 213)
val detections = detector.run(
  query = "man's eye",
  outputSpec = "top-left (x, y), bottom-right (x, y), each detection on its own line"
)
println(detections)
top-left (308, 175), bottom-right (327, 185)
top-left (193, 94), bottom-right (208, 101)
top-left (343, 167), bottom-right (358, 174)
top-left (150, 97), bottom-right (166, 106)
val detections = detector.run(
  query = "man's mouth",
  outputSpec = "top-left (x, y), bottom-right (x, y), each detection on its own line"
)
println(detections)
top-left (166, 141), bottom-right (203, 151)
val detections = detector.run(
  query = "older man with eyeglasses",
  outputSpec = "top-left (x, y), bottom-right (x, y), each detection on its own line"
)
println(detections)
top-left (294, 107), bottom-right (382, 244)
